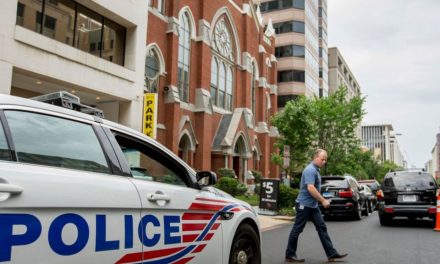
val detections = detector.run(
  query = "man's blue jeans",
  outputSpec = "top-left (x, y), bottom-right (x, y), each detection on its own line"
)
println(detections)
top-left (285, 203), bottom-right (338, 258)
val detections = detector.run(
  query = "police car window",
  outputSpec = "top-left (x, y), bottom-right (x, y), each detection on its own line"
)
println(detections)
top-left (114, 134), bottom-right (187, 187)
top-left (0, 123), bottom-right (10, 161)
top-left (4, 111), bottom-right (110, 173)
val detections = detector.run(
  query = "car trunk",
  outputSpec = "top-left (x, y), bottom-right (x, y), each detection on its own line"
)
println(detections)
top-left (321, 179), bottom-right (351, 203)
top-left (383, 187), bottom-right (437, 205)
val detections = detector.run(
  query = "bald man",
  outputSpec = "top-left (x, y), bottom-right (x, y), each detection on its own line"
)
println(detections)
top-left (285, 149), bottom-right (347, 263)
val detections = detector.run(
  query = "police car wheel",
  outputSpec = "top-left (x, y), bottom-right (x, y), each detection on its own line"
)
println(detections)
top-left (229, 223), bottom-right (261, 264)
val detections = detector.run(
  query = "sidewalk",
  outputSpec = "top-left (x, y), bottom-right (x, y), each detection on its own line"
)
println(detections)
top-left (254, 207), bottom-right (295, 232)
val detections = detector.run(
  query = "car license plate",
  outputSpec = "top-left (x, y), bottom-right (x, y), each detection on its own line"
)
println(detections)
top-left (323, 192), bottom-right (333, 198)
top-left (402, 195), bottom-right (417, 202)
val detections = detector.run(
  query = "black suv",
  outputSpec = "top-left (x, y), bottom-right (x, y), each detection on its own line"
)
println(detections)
top-left (378, 170), bottom-right (439, 226)
top-left (319, 175), bottom-right (369, 220)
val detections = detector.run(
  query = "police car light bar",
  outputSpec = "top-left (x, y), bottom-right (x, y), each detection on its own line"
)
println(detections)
top-left (31, 91), bottom-right (104, 118)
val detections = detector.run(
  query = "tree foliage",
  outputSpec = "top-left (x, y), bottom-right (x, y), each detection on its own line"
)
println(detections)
top-left (271, 96), bottom-right (317, 173)
top-left (314, 87), bottom-right (365, 175)
top-left (272, 86), bottom-right (368, 177)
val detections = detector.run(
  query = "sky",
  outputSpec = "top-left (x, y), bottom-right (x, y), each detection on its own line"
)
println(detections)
top-left (327, 0), bottom-right (440, 168)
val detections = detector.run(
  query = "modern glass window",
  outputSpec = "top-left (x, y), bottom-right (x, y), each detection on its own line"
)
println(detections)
top-left (145, 49), bottom-right (160, 93)
top-left (319, 27), bottom-right (327, 41)
top-left (177, 13), bottom-right (191, 103)
top-left (275, 45), bottom-right (305, 58)
top-left (260, 0), bottom-right (305, 12)
top-left (101, 18), bottom-right (125, 65)
top-left (75, 5), bottom-right (103, 56)
top-left (278, 70), bottom-right (305, 83)
top-left (5, 111), bottom-right (109, 173)
top-left (293, 0), bottom-right (305, 9)
top-left (319, 47), bottom-right (328, 62)
top-left (36, 11), bottom-right (57, 39)
top-left (277, 94), bottom-right (298, 108)
top-left (319, 7), bottom-right (327, 21)
top-left (16, 2), bottom-right (25, 26)
top-left (16, 0), bottom-right (43, 31)
top-left (16, 0), bottom-right (126, 66)
top-left (273, 21), bottom-right (305, 34)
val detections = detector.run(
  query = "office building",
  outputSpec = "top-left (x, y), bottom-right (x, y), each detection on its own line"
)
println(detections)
top-left (0, 0), bottom-right (149, 130)
top-left (259, 0), bottom-right (326, 109)
top-left (328, 47), bottom-right (361, 99)
top-left (362, 124), bottom-right (405, 167)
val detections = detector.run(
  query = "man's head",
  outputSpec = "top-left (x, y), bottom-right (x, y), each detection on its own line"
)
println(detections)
top-left (313, 149), bottom-right (327, 168)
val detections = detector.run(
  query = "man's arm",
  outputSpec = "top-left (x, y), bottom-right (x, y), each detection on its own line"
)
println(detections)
top-left (307, 184), bottom-right (330, 208)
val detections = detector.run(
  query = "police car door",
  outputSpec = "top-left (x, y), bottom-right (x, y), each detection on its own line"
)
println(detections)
top-left (108, 130), bottom-right (224, 264)
top-left (0, 109), bottom-right (143, 263)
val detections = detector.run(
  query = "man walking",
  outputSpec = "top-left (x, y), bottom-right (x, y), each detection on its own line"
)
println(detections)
top-left (285, 149), bottom-right (347, 262)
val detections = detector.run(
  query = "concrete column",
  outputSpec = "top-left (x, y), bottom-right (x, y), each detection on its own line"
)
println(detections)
top-left (0, 61), bottom-right (13, 94)
top-left (119, 98), bottom-right (143, 132)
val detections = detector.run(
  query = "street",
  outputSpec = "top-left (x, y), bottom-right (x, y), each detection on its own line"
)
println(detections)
top-left (262, 212), bottom-right (439, 264)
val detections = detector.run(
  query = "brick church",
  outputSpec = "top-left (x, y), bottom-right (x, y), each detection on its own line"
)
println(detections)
top-left (145, 0), bottom-right (279, 182)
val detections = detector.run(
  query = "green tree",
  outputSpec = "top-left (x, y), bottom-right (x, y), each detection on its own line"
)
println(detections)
top-left (315, 87), bottom-right (366, 175)
top-left (376, 161), bottom-right (400, 182)
top-left (272, 86), bottom-right (366, 177)
top-left (271, 96), bottom-right (317, 175)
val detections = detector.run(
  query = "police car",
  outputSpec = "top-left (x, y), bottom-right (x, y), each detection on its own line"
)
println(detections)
top-left (0, 93), bottom-right (261, 264)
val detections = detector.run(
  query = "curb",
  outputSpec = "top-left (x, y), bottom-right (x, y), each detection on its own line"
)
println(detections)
top-left (261, 221), bottom-right (292, 232)
top-left (273, 216), bottom-right (295, 221)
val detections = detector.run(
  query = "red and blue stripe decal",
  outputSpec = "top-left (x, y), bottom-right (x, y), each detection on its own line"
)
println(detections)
top-left (115, 197), bottom-right (249, 264)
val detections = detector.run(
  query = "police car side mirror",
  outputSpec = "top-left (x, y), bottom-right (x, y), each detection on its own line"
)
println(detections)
top-left (196, 171), bottom-right (217, 186)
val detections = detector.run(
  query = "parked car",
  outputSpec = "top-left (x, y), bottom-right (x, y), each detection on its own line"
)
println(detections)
top-left (359, 184), bottom-right (377, 213)
top-left (319, 175), bottom-right (369, 220)
top-left (378, 170), bottom-right (439, 226)
top-left (358, 179), bottom-right (381, 195)
top-left (0, 93), bottom-right (261, 263)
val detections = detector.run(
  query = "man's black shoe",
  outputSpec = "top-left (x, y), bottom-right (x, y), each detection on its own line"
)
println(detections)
top-left (285, 256), bottom-right (305, 263)
top-left (328, 253), bottom-right (348, 262)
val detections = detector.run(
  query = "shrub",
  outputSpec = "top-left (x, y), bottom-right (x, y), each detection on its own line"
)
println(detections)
top-left (278, 207), bottom-right (296, 216)
top-left (236, 183), bottom-right (248, 196)
top-left (217, 168), bottom-right (236, 178)
top-left (251, 170), bottom-right (262, 184)
top-left (215, 177), bottom-right (239, 196)
top-left (254, 183), bottom-right (260, 195)
top-left (278, 184), bottom-right (299, 209)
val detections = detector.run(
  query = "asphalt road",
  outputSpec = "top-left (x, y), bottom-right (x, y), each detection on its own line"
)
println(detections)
top-left (261, 212), bottom-right (439, 264)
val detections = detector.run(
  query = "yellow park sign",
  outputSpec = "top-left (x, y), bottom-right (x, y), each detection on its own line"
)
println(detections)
top-left (142, 93), bottom-right (158, 139)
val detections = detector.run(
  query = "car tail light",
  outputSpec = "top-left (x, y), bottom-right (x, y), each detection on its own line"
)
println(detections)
top-left (338, 189), bottom-right (353, 198)
top-left (384, 207), bottom-right (394, 213)
top-left (428, 207), bottom-right (437, 214)
top-left (376, 190), bottom-right (384, 200)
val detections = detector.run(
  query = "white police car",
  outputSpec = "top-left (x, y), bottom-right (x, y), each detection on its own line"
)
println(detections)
top-left (0, 93), bottom-right (261, 264)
